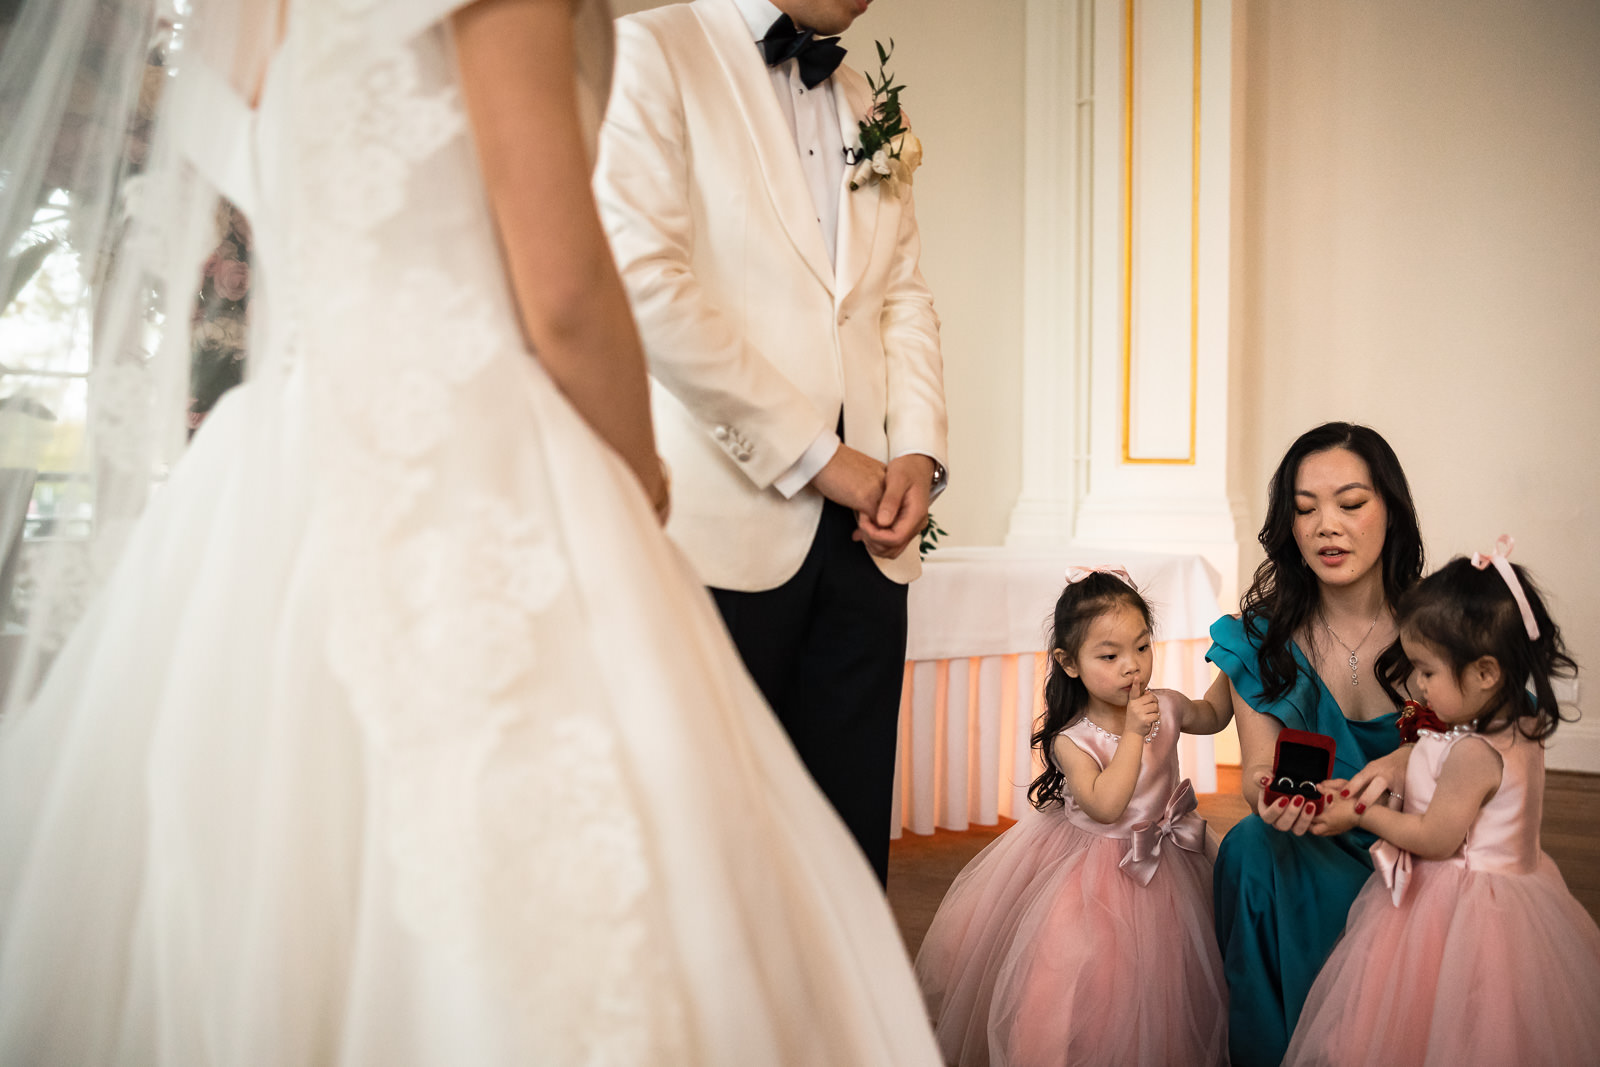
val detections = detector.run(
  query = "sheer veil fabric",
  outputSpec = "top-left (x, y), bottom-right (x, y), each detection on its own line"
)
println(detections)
top-left (0, 1), bottom-right (941, 1063)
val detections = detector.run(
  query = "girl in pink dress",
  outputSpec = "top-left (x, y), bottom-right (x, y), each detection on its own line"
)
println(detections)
top-left (915, 569), bottom-right (1233, 1067)
top-left (1288, 537), bottom-right (1600, 1066)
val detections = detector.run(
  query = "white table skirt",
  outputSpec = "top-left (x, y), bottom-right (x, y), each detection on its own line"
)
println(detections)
top-left (892, 546), bottom-right (1223, 838)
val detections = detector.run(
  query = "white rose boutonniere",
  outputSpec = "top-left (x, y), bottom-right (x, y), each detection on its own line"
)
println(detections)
top-left (846, 41), bottom-right (922, 199)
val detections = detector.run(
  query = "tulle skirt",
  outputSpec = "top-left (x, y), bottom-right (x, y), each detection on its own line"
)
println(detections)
top-left (915, 807), bottom-right (1226, 1067)
top-left (0, 358), bottom-right (941, 1065)
top-left (1285, 854), bottom-right (1600, 1066)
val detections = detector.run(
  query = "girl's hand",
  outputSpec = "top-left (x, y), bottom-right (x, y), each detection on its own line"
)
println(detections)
top-left (1254, 774), bottom-right (1317, 836)
top-left (1345, 744), bottom-right (1411, 808)
top-left (1331, 771), bottom-right (1389, 822)
top-left (1126, 680), bottom-right (1160, 738)
top-left (1312, 786), bottom-right (1362, 836)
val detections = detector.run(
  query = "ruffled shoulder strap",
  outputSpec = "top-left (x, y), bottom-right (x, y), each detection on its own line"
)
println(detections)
top-left (1206, 614), bottom-right (1324, 731)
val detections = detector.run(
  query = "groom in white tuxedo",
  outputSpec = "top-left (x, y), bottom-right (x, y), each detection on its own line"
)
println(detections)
top-left (595, 0), bottom-right (947, 884)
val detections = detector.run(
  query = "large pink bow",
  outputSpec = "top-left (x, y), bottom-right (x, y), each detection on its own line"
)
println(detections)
top-left (1470, 534), bottom-right (1540, 640)
top-left (1118, 779), bottom-right (1208, 886)
top-left (1065, 565), bottom-right (1136, 589)
top-left (1370, 839), bottom-right (1414, 907)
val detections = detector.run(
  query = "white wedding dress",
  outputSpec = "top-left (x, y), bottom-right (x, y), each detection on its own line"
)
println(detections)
top-left (0, 2), bottom-right (939, 1063)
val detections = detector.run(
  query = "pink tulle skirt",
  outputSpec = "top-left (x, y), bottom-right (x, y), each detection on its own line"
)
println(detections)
top-left (1285, 854), bottom-right (1600, 1066)
top-left (914, 809), bottom-right (1226, 1067)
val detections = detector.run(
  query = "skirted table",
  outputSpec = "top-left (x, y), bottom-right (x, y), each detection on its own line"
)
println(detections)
top-left (893, 546), bottom-right (1224, 838)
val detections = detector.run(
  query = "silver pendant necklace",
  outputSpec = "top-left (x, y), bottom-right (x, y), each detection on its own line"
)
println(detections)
top-left (1321, 606), bottom-right (1383, 687)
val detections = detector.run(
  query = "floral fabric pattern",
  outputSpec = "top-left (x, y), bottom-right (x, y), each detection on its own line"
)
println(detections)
top-left (283, 6), bottom-right (683, 1058)
top-left (188, 200), bottom-right (252, 433)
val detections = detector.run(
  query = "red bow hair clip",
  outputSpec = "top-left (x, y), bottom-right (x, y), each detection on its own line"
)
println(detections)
top-left (1397, 700), bottom-right (1446, 744)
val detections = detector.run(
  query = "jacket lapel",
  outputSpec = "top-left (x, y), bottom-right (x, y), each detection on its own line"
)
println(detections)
top-left (832, 68), bottom-right (881, 302)
top-left (693, 0), bottom-right (834, 295)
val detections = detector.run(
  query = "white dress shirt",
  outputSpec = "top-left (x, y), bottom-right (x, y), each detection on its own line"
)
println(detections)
top-left (732, 0), bottom-right (945, 503)
top-left (734, 0), bottom-right (845, 497)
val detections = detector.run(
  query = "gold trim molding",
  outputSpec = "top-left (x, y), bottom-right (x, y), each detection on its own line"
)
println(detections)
top-left (1119, 0), bottom-right (1201, 466)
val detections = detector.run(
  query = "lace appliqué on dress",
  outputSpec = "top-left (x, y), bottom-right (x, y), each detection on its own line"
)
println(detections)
top-left (286, 7), bottom-right (682, 1059)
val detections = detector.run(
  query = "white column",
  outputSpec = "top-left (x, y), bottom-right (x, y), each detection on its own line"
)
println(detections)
top-left (1008, 0), bottom-right (1241, 598)
top-left (1006, 0), bottom-right (1095, 548)
top-left (1075, 0), bottom-right (1240, 594)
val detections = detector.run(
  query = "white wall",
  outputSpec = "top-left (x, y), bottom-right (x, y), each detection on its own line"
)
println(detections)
top-left (1233, 0), bottom-right (1600, 768)
top-left (854, 1), bottom-right (1027, 550)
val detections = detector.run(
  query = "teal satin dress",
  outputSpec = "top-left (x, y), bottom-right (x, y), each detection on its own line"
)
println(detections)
top-left (1208, 615), bottom-right (1400, 1067)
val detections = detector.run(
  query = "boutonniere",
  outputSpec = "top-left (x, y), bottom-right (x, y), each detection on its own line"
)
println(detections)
top-left (845, 41), bottom-right (922, 198)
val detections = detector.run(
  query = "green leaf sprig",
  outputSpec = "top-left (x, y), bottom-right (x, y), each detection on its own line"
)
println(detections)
top-left (854, 40), bottom-right (907, 164)
top-left (919, 511), bottom-right (947, 560)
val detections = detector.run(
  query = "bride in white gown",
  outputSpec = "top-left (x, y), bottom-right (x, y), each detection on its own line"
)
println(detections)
top-left (0, 0), bottom-right (939, 1062)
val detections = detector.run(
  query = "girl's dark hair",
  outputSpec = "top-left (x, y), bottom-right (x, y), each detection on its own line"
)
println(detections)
top-left (1028, 572), bottom-right (1154, 809)
top-left (1241, 422), bottom-right (1424, 704)
top-left (1387, 556), bottom-right (1577, 741)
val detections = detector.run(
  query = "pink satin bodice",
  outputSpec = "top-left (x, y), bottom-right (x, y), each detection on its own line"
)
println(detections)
top-left (1405, 727), bottom-right (1544, 874)
top-left (1059, 690), bottom-right (1186, 839)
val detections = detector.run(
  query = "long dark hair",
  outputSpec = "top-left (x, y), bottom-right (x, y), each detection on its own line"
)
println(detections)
top-left (1028, 572), bottom-right (1154, 809)
top-left (1240, 422), bottom-right (1424, 704)
top-left (1388, 556), bottom-right (1576, 741)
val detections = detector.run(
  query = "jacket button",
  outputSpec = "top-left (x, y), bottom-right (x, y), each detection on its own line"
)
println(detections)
top-left (713, 425), bottom-right (729, 441)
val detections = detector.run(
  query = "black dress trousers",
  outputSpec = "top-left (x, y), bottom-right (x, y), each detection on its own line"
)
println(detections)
top-left (711, 499), bottom-right (909, 886)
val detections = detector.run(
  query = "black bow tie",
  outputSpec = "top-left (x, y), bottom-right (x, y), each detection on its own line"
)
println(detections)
top-left (761, 14), bottom-right (847, 90)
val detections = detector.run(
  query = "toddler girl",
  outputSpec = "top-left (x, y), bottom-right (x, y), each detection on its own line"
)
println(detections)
top-left (915, 568), bottom-right (1233, 1067)
top-left (1288, 537), bottom-right (1600, 1065)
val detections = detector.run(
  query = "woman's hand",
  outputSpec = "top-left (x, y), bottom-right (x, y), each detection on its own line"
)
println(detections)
top-left (1310, 781), bottom-right (1364, 836)
top-left (1253, 774), bottom-right (1319, 835)
top-left (1344, 743), bottom-right (1412, 809)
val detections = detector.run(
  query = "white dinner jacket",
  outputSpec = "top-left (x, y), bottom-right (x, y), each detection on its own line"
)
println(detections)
top-left (595, 0), bottom-right (947, 591)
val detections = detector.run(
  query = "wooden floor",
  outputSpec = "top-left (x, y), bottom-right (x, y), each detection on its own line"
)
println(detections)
top-left (888, 767), bottom-right (1600, 959)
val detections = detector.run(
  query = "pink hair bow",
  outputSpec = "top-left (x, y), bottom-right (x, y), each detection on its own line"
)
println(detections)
top-left (1065, 565), bottom-right (1136, 588)
top-left (1118, 779), bottom-right (1208, 886)
top-left (1370, 839), bottom-right (1413, 907)
top-left (1470, 535), bottom-right (1539, 640)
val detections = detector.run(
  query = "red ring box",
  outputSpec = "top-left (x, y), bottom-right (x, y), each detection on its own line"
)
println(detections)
top-left (1264, 729), bottom-right (1337, 815)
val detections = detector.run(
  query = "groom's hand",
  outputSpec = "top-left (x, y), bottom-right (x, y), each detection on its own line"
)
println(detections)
top-left (811, 445), bottom-right (887, 516)
top-left (854, 454), bottom-right (935, 559)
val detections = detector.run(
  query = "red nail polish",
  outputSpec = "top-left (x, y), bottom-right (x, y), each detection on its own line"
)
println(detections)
top-left (1277, 798), bottom-right (1288, 808)
top-left (1340, 789), bottom-right (1350, 798)
top-left (1292, 796), bottom-right (1304, 807)
top-left (1354, 803), bottom-right (1367, 815)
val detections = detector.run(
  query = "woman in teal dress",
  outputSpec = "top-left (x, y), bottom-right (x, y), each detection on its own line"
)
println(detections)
top-left (1196, 423), bottom-right (1424, 1066)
